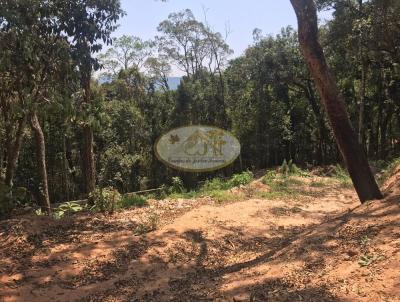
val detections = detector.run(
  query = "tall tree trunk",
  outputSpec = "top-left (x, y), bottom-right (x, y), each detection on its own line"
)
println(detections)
top-left (30, 110), bottom-right (51, 214)
top-left (81, 71), bottom-right (96, 195)
top-left (358, 60), bottom-right (366, 145)
top-left (290, 0), bottom-right (382, 202)
top-left (380, 68), bottom-right (394, 159)
top-left (82, 125), bottom-right (96, 194)
top-left (5, 115), bottom-right (26, 186)
top-left (357, 0), bottom-right (366, 146)
top-left (305, 80), bottom-right (328, 164)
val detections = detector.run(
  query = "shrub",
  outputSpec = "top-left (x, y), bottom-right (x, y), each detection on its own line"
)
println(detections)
top-left (0, 184), bottom-right (28, 219)
top-left (228, 171), bottom-right (254, 187)
top-left (279, 159), bottom-right (305, 176)
top-left (89, 187), bottom-right (121, 213)
top-left (262, 170), bottom-right (278, 185)
top-left (280, 159), bottom-right (290, 175)
top-left (333, 164), bottom-right (348, 179)
top-left (260, 170), bottom-right (307, 199)
top-left (170, 176), bottom-right (184, 193)
top-left (119, 194), bottom-right (147, 208)
top-left (379, 157), bottom-right (400, 183)
top-left (202, 177), bottom-right (227, 191)
top-left (201, 171), bottom-right (254, 193)
top-left (54, 201), bottom-right (84, 219)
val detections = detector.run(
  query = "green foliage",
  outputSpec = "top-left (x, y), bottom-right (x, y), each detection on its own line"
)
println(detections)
top-left (144, 185), bottom-right (168, 200)
top-left (358, 254), bottom-right (376, 267)
top-left (0, 184), bottom-right (16, 219)
top-left (0, 184), bottom-right (28, 219)
top-left (2, 0), bottom-right (400, 213)
top-left (165, 171), bottom-right (253, 203)
top-left (201, 177), bottom-right (228, 191)
top-left (54, 201), bottom-right (84, 219)
top-left (262, 170), bottom-right (278, 185)
top-left (228, 171), bottom-right (254, 187)
top-left (119, 194), bottom-right (147, 208)
top-left (332, 164), bottom-right (353, 188)
top-left (35, 208), bottom-right (46, 216)
top-left (209, 190), bottom-right (243, 203)
top-left (280, 159), bottom-right (290, 175)
top-left (310, 180), bottom-right (326, 187)
top-left (379, 157), bottom-right (400, 184)
top-left (99, 35), bottom-right (154, 78)
top-left (168, 190), bottom-right (199, 200)
top-left (279, 159), bottom-right (305, 176)
top-left (357, 245), bottom-right (384, 267)
top-left (170, 176), bottom-right (184, 194)
top-left (201, 171), bottom-right (254, 193)
top-left (89, 187), bottom-right (121, 213)
top-left (360, 235), bottom-right (371, 247)
top-left (261, 170), bottom-right (308, 199)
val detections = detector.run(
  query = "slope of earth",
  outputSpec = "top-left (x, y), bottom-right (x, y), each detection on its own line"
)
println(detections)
top-left (0, 172), bottom-right (399, 302)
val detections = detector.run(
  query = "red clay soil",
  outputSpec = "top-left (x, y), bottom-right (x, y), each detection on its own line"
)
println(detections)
top-left (0, 173), bottom-right (399, 302)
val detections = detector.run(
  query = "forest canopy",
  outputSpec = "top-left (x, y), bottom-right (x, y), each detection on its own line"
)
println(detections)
top-left (0, 0), bottom-right (399, 216)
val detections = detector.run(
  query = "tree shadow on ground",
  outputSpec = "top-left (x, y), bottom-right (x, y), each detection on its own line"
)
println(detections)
top-left (1, 196), bottom-right (399, 301)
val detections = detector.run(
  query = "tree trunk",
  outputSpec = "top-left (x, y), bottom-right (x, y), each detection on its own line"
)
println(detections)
top-left (358, 60), bottom-right (366, 145)
top-left (81, 72), bottom-right (96, 195)
top-left (306, 80), bottom-right (328, 164)
top-left (30, 110), bottom-right (51, 214)
top-left (290, 0), bottom-right (382, 202)
top-left (5, 115), bottom-right (27, 186)
top-left (357, 0), bottom-right (366, 146)
top-left (82, 124), bottom-right (96, 195)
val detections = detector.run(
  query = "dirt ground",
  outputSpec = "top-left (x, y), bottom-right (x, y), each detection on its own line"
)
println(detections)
top-left (1, 172), bottom-right (399, 302)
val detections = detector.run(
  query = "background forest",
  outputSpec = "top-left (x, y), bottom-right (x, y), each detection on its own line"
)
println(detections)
top-left (0, 0), bottom-right (399, 215)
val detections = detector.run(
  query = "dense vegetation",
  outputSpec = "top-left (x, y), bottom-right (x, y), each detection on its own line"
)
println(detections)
top-left (1, 0), bottom-right (399, 217)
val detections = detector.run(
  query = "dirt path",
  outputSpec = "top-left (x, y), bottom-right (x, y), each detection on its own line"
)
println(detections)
top-left (1, 176), bottom-right (399, 302)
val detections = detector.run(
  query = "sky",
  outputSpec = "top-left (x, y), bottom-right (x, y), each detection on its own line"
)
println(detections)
top-left (114, 0), bottom-right (331, 76)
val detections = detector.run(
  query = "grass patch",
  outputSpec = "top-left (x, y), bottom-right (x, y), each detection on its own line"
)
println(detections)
top-left (201, 170), bottom-right (254, 192)
top-left (170, 189), bottom-right (243, 203)
top-left (209, 190), bottom-right (244, 203)
top-left (263, 174), bottom-right (303, 191)
top-left (259, 170), bottom-right (317, 200)
top-left (377, 157), bottom-right (400, 185)
top-left (332, 165), bottom-right (353, 188)
top-left (166, 171), bottom-right (254, 202)
top-left (168, 190), bottom-right (200, 199)
top-left (310, 180), bottom-right (326, 187)
top-left (119, 194), bottom-right (147, 208)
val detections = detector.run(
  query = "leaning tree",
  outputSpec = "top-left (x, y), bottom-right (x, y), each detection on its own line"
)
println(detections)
top-left (290, 0), bottom-right (382, 202)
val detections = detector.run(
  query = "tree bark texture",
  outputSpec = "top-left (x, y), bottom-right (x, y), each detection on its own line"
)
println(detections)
top-left (81, 71), bottom-right (96, 195)
top-left (5, 115), bottom-right (26, 186)
top-left (30, 110), bottom-right (51, 213)
top-left (290, 0), bottom-right (382, 202)
top-left (82, 124), bottom-right (96, 194)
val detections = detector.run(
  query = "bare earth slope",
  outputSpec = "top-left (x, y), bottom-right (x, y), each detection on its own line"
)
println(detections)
top-left (1, 172), bottom-right (399, 302)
